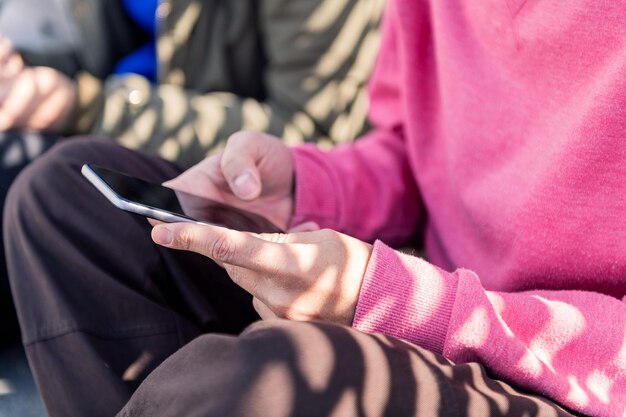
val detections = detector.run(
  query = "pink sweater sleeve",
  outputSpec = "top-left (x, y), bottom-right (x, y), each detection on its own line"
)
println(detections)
top-left (289, 132), bottom-right (422, 245)
top-left (289, 12), bottom-right (424, 245)
top-left (354, 241), bottom-right (626, 417)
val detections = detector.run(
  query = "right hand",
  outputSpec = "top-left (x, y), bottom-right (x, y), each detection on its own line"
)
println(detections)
top-left (165, 131), bottom-right (295, 230)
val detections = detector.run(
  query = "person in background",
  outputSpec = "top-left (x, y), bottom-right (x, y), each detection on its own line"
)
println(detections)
top-left (0, 0), bottom-right (386, 345)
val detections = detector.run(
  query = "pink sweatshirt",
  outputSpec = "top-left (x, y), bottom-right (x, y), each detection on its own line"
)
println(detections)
top-left (290, 0), bottom-right (626, 415)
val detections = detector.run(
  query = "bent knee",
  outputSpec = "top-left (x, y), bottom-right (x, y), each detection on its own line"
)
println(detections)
top-left (3, 138), bottom-right (114, 234)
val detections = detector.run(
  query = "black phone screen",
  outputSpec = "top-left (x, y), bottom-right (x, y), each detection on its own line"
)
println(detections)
top-left (90, 165), bottom-right (282, 233)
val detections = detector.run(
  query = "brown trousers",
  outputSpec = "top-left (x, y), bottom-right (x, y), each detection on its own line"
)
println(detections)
top-left (5, 139), bottom-right (577, 417)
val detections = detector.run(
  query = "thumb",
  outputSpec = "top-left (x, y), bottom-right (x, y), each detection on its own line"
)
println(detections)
top-left (228, 165), bottom-right (261, 201)
top-left (220, 131), bottom-right (266, 201)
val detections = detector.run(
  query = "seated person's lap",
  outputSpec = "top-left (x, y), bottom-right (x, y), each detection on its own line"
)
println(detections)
top-left (5, 138), bottom-right (259, 414)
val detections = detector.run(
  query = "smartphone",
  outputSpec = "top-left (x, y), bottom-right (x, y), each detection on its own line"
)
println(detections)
top-left (81, 164), bottom-right (282, 233)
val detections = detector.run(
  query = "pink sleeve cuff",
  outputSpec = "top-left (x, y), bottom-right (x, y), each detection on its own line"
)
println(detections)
top-left (353, 241), bottom-right (459, 354)
top-left (289, 145), bottom-right (339, 230)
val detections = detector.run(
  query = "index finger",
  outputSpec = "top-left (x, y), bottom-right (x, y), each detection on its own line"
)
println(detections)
top-left (151, 222), bottom-right (296, 274)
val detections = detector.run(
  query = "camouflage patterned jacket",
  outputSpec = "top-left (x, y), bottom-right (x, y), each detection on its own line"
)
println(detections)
top-left (24, 0), bottom-right (385, 168)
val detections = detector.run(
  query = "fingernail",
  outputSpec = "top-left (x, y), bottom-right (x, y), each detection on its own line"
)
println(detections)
top-left (233, 170), bottom-right (259, 199)
top-left (153, 226), bottom-right (173, 245)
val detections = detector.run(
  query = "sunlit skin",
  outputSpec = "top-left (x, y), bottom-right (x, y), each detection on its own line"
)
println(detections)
top-left (0, 37), bottom-right (76, 133)
top-left (152, 131), bottom-right (373, 326)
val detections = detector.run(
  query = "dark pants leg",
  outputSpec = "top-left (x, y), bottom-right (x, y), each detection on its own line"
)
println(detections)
top-left (4, 138), bottom-right (258, 417)
top-left (119, 320), bottom-right (577, 417)
top-left (0, 131), bottom-right (59, 346)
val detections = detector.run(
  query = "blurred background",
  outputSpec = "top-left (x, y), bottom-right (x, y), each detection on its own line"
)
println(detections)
top-left (0, 344), bottom-right (45, 417)
top-left (1, 0), bottom-right (75, 414)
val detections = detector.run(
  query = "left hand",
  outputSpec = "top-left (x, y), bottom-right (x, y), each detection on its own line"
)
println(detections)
top-left (0, 65), bottom-right (76, 133)
top-left (151, 223), bottom-right (373, 326)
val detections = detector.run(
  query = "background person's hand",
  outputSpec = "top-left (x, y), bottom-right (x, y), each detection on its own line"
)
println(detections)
top-left (0, 37), bottom-right (76, 133)
top-left (0, 65), bottom-right (76, 133)
top-left (151, 223), bottom-right (373, 326)
top-left (0, 36), bottom-right (24, 82)
top-left (165, 131), bottom-right (295, 230)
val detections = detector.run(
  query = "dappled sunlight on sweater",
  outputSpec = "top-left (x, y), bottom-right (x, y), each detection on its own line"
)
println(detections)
top-left (347, 241), bottom-right (626, 416)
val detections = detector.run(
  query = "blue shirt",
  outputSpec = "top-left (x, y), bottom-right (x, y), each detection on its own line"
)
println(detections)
top-left (114, 0), bottom-right (158, 82)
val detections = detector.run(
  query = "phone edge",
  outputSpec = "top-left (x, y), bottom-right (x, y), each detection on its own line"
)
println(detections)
top-left (81, 164), bottom-right (204, 225)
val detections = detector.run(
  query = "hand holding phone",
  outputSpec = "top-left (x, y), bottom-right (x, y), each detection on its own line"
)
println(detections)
top-left (164, 131), bottom-right (295, 231)
top-left (82, 164), bottom-right (283, 234)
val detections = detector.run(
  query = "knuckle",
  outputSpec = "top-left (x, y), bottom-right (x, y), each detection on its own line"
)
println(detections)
top-left (220, 156), bottom-right (243, 177)
top-left (208, 235), bottom-right (237, 263)
top-left (174, 228), bottom-right (195, 251)
top-left (229, 131), bottom-right (250, 145)
top-left (225, 132), bottom-right (255, 156)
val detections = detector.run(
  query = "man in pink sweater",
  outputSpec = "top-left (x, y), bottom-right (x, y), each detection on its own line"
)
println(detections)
top-left (5, 0), bottom-right (624, 415)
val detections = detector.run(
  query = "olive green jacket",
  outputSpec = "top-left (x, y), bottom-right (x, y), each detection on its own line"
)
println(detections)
top-left (24, 0), bottom-right (385, 168)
